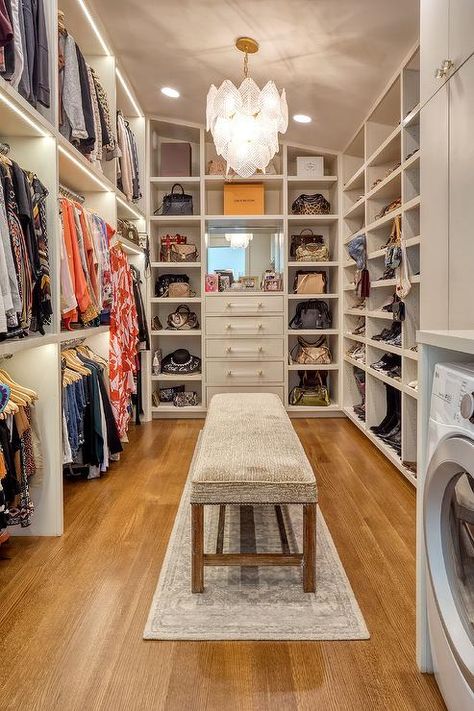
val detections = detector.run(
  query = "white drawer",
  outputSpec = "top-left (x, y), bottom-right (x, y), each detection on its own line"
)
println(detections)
top-left (206, 295), bottom-right (284, 315)
top-left (206, 360), bottom-right (284, 385)
top-left (206, 338), bottom-right (283, 360)
top-left (206, 316), bottom-right (283, 336)
top-left (207, 386), bottom-right (284, 403)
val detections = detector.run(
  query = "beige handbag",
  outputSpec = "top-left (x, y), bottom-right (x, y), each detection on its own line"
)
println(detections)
top-left (293, 270), bottom-right (327, 294)
top-left (290, 336), bottom-right (332, 365)
top-left (295, 242), bottom-right (329, 262)
top-left (170, 243), bottom-right (198, 262)
top-left (168, 282), bottom-right (192, 298)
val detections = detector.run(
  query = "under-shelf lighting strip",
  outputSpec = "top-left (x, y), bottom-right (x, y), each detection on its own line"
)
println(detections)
top-left (0, 91), bottom-right (50, 137)
top-left (116, 194), bottom-right (144, 220)
top-left (58, 145), bottom-right (113, 192)
top-left (76, 0), bottom-right (111, 55)
top-left (116, 67), bottom-right (144, 118)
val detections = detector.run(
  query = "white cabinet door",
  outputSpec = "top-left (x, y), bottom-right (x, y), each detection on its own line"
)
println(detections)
top-left (449, 56), bottom-right (474, 328)
top-left (449, 0), bottom-right (474, 74)
top-left (420, 0), bottom-right (449, 105)
top-left (420, 84), bottom-right (449, 328)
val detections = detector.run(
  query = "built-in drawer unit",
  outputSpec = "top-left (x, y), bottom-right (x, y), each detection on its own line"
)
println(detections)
top-left (206, 316), bottom-right (284, 337)
top-left (206, 295), bottom-right (284, 315)
top-left (206, 360), bottom-right (284, 385)
top-left (207, 386), bottom-right (285, 402)
top-left (206, 338), bottom-right (284, 360)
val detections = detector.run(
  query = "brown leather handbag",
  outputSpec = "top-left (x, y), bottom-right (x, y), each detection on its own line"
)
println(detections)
top-left (289, 336), bottom-right (332, 365)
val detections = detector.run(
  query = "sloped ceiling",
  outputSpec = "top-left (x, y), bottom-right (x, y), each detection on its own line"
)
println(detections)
top-left (94, 0), bottom-right (419, 150)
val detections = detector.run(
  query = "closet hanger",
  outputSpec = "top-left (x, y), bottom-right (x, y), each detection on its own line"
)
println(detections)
top-left (76, 345), bottom-right (108, 368)
top-left (0, 369), bottom-right (38, 401)
top-left (62, 349), bottom-right (91, 376)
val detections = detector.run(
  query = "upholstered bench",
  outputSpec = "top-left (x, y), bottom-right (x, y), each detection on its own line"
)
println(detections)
top-left (190, 393), bottom-right (318, 593)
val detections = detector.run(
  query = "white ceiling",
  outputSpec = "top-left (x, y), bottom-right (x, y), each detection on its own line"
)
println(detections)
top-left (94, 0), bottom-right (419, 150)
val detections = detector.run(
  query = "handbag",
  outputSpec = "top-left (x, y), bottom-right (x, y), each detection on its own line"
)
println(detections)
top-left (155, 184), bottom-right (193, 216)
top-left (160, 233), bottom-right (187, 262)
top-left (375, 196), bottom-right (401, 220)
top-left (290, 336), bottom-right (332, 365)
top-left (289, 371), bottom-right (330, 407)
top-left (157, 385), bottom-right (185, 404)
top-left (173, 391), bottom-right (199, 407)
top-left (118, 218), bottom-right (140, 245)
top-left (168, 282), bottom-right (193, 298)
top-left (170, 243), bottom-right (198, 262)
top-left (295, 242), bottom-right (329, 262)
top-left (291, 193), bottom-right (330, 215)
top-left (155, 273), bottom-right (190, 297)
top-left (293, 270), bottom-right (327, 294)
top-left (385, 216), bottom-right (402, 270)
top-left (289, 299), bottom-right (332, 329)
top-left (290, 229), bottom-right (325, 258)
top-left (396, 217), bottom-right (412, 299)
top-left (167, 304), bottom-right (199, 330)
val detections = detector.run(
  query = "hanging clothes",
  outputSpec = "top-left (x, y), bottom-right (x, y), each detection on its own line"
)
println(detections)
top-left (109, 244), bottom-right (139, 439)
top-left (59, 196), bottom-right (113, 330)
top-left (116, 111), bottom-right (141, 202)
top-left (0, 0), bottom-right (50, 108)
top-left (62, 345), bottom-right (122, 480)
top-left (0, 156), bottom-right (51, 338)
top-left (58, 14), bottom-right (118, 167)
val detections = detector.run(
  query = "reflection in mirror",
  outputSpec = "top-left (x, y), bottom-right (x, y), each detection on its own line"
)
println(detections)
top-left (206, 229), bottom-right (283, 291)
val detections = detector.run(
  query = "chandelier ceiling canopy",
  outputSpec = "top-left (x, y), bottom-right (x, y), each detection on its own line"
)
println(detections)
top-left (206, 37), bottom-right (288, 178)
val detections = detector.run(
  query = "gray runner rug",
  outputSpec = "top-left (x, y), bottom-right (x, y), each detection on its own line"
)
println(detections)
top-left (144, 437), bottom-right (369, 641)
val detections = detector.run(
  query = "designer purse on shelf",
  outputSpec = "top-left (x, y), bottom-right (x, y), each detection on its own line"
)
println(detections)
top-left (173, 391), bottom-right (199, 407)
top-left (290, 336), bottom-right (332, 365)
top-left (157, 385), bottom-right (185, 404)
top-left (290, 229), bottom-right (323, 258)
top-left (293, 270), bottom-right (327, 294)
top-left (289, 299), bottom-right (332, 330)
top-left (155, 273), bottom-right (191, 297)
top-left (118, 218), bottom-right (140, 245)
top-left (166, 304), bottom-right (199, 330)
top-left (289, 371), bottom-right (331, 407)
top-left (170, 243), bottom-right (198, 262)
top-left (295, 241), bottom-right (329, 262)
top-left (155, 184), bottom-right (193, 216)
top-left (291, 193), bottom-right (330, 215)
top-left (160, 233), bottom-right (187, 262)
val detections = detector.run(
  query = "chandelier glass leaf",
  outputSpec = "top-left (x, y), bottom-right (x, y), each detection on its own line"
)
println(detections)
top-left (206, 38), bottom-right (288, 178)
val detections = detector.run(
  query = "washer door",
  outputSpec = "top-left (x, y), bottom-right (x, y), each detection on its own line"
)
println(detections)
top-left (424, 436), bottom-right (474, 691)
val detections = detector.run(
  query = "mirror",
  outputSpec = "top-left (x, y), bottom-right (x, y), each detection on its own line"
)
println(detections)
top-left (206, 230), bottom-right (283, 291)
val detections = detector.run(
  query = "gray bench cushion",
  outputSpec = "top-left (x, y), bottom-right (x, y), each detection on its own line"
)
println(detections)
top-left (190, 393), bottom-right (317, 504)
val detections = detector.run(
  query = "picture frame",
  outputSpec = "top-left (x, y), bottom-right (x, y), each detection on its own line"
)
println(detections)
top-left (205, 274), bottom-right (218, 293)
top-left (218, 274), bottom-right (232, 291)
top-left (263, 277), bottom-right (282, 292)
top-left (240, 276), bottom-right (258, 290)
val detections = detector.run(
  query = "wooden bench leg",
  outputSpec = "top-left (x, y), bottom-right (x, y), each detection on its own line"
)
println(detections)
top-left (191, 504), bottom-right (204, 593)
top-left (303, 503), bottom-right (317, 593)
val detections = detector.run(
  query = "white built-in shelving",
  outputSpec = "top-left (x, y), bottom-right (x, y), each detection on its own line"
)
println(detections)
top-left (341, 43), bottom-right (420, 487)
top-left (0, 0), bottom-right (148, 537)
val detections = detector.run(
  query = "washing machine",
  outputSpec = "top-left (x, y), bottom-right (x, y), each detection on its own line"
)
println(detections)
top-left (425, 362), bottom-right (474, 710)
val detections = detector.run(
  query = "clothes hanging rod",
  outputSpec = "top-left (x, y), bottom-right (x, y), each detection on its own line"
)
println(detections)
top-left (59, 183), bottom-right (85, 204)
top-left (60, 337), bottom-right (86, 349)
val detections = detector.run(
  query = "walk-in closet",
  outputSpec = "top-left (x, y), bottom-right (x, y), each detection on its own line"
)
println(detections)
top-left (0, 2), bottom-right (472, 711)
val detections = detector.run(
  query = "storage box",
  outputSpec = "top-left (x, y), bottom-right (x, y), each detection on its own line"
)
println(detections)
top-left (223, 182), bottom-right (264, 215)
top-left (160, 142), bottom-right (192, 177)
top-left (296, 156), bottom-right (324, 178)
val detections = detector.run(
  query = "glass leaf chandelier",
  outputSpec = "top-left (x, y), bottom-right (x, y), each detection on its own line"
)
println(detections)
top-left (206, 37), bottom-right (288, 178)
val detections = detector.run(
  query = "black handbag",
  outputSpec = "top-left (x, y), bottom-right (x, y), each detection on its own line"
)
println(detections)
top-left (155, 183), bottom-right (193, 216)
top-left (155, 273), bottom-right (190, 297)
top-left (289, 299), bottom-right (332, 330)
top-left (291, 193), bottom-right (330, 215)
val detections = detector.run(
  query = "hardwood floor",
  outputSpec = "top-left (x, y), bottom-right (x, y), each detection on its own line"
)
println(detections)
top-left (0, 418), bottom-right (445, 711)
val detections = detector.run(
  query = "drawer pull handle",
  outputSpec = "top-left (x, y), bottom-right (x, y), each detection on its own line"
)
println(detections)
top-left (226, 370), bottom-right (265, 377)
top-left (226, 347), bottom-right (232, 353)
top-left (226, 323), bottom-right (232, 330)
top-left (258, 323), bottom-right (263, 330)
top-left (258, 346), bottom-right (264, 353)
top-left (258, 302), bottom-right (263, 309)
top-left (225, 302), bottom-right (232, 309)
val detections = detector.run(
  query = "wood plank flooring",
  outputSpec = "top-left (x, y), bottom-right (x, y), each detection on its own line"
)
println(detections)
top-left (0, 418), bottom-right (446, 711)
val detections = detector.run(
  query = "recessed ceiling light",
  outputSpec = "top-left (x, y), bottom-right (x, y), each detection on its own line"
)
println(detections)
top-left (293, 114), bottom-right (312, 124)
top-left (161, 86), bottom-right (180, 98)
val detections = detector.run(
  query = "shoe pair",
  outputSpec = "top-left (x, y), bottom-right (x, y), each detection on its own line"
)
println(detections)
top-left (352, 317), bottom-right (366, 335)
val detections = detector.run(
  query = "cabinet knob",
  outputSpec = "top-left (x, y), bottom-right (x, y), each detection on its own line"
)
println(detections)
top-left (227, 370), bottom-right (232, 377)
top-left (226, 346), bottom-right (232, 353)
top-left (258, 370), bottom-right (263, 377)
top-left (226, 302), bottom-right (231, 309)
top-left (258, 346), bottom-right (264, 353)
top-left (226, 323), bottom-right (232, 330)
top-left (435, 59), bottom-right (454, 79)
top-left (257, 323), bottom-right (263, 330)
top-left (257, 302), bottom-right (263, 309)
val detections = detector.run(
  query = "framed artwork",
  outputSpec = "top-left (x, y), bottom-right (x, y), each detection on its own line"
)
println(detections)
top-left (218, 274), bottom-right (232, 291)
top-left (205, 274), bottom-right (218, 292)
top-left (240, 276), bottom-right (258, 290)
